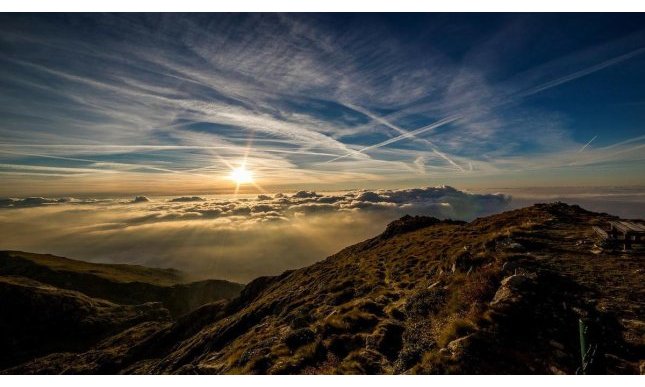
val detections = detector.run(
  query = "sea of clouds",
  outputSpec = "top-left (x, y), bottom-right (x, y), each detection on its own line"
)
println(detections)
top-left (0, 186), bottom-right (512, 282)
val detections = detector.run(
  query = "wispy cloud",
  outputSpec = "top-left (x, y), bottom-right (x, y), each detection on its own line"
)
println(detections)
top-left (0, 14), bottom-right (644, 194)
top-left (577, 135), bottom-right (598, 153)
top-left (327, 45), bottom-right (645, 166)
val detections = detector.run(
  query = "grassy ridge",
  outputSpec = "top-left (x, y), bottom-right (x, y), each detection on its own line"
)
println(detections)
top-left (3, 203), bottom-right (644, 374)
top-left (0, 251), bottom-right (185, 285)
top-left (0, 251), bottom-right (245, 317)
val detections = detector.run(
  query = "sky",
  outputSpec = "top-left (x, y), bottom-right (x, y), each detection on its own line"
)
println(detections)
top-left (0, 13), bottom-right (644, 197)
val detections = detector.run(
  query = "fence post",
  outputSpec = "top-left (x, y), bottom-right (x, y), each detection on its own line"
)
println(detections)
top-left (578, 318), bottom-right (588, 373)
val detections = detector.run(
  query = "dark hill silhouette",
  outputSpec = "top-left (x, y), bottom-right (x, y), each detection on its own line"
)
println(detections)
top-left (0, 276), bottom-right (171, 369)
top-left (0, 251), bottom-right (244, 318)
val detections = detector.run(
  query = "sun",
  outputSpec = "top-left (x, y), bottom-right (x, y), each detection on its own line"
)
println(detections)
top-left (229, 166), bottom-right (253, 184)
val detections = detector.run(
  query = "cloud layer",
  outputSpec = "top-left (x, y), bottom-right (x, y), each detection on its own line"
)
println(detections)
top-left (0, 186), bottom-right (509, 282)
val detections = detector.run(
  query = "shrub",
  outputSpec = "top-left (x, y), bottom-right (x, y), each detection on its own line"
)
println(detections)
top-left (284, 328), bottom-right (316, 350)
top-left (331, 287), bottom-right (356, 305)
top-left (269, 340), bottom-right (326, 374)
top-left (365, 321), bottom-right (405, 360)
top-left (326, 334), bottom-right (366, 358)
top-left (323, 310), bottom-right (379, 335)
top-left (437, 318), bottom-right (476, 347)
top-left (339, 349), bottom-right (384, 374)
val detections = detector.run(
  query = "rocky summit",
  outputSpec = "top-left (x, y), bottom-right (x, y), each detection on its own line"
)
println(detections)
top-left (1, 203), bottom-right (643, 374)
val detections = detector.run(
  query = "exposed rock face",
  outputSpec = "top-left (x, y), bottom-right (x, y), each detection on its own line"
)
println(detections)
top-left (2, 203), bottom-right (644, 374)
top-left (490, 272), bottom-right (538, 308)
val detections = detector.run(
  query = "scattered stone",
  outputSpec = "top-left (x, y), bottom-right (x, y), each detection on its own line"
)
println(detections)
top-left (501, 272), bottom-right (537, 289)
top-left (501, 260), bottom-right (522, 273)
top-left (490, 272), bottom-right (538, 307)
top-left (444, 334), bottom-right (473, 359)
top-left (427, 281), bottom-right (441, 289)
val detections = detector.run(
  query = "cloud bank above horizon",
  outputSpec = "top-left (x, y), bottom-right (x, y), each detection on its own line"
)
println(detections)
top-left (0, 186), bottom-right (510, 282)
top-left (0, 14), bottom-right (645, 196)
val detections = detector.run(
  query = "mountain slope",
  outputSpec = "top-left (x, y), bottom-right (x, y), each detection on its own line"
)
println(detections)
top-left (0, 250), bottom-right (184, 285)
top-left (0, 275), bottom-right (171, 369)
top-left (4, 203), bottom-right (644, 374)
top-left (0, 251), bottom-right (244, 317)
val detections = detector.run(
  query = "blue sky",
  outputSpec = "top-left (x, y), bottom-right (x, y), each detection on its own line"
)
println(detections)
top-left (1, 13), bottom-right (644, 196)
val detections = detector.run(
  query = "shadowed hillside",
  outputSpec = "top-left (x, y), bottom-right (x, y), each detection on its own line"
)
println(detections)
top-left (0, 251), bottom-right (244, 317)
top-left (0, 276), bottom-right (171, 369)
top-left (0, 251), bottom-right (244, 370)
top-left (2, 203), bottom-right (644, 374)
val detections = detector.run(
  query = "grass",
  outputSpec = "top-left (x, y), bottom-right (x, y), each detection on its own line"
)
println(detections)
top-left (0, 250), bottom-right (245, 317)
top-left (2, 250), bottom-right (185, 285)
top-left (8, 203), bottom-right (644, 374)
top-left (436, 318), bottom-right (477, 347)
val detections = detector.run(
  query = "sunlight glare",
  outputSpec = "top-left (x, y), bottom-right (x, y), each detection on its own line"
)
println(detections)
top-left (229, 166), bottom-right (253, 184)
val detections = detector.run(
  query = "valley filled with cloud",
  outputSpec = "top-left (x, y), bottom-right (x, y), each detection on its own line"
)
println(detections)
top-left (0, 186), bottom-right (510, 282)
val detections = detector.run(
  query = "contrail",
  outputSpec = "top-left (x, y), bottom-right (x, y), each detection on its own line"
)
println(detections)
top-left (577, 135), bottom-right (597, 153)
top-left (324, 114), bottom-right (463, 164)
top-left (431, 148), bottom-right (465, 172)
top-left (0, 149), bottom-right (212, 177)
top-left (325, 46), bottom-right (645, 164)
top-left (0, 143), bottom-right (341, 157)
top-left (596, 134), bottom-right (645, 150)
top-left (0, 163), bottom-right (113, 174)
top-left (343, 102), bottom-right (465, 170)
top-left (344, 102), bottom-right (410, 137)
top-left (517, 47), bottom-right (645, 98)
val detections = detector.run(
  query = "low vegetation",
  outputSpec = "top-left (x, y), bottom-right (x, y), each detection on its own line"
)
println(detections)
top-left (2, 203), bottom-right (643, 374)
top-left (0, 251), bottom-right (244, 317)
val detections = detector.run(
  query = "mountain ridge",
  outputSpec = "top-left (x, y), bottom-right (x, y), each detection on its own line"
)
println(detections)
top-left (2, 203), bottom-right (644, 374)
top-left (0, 250), bottom-right (244, 317)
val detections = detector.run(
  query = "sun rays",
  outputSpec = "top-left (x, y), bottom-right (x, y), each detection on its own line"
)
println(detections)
top-left (229, 165), bottom-right (253, 185)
